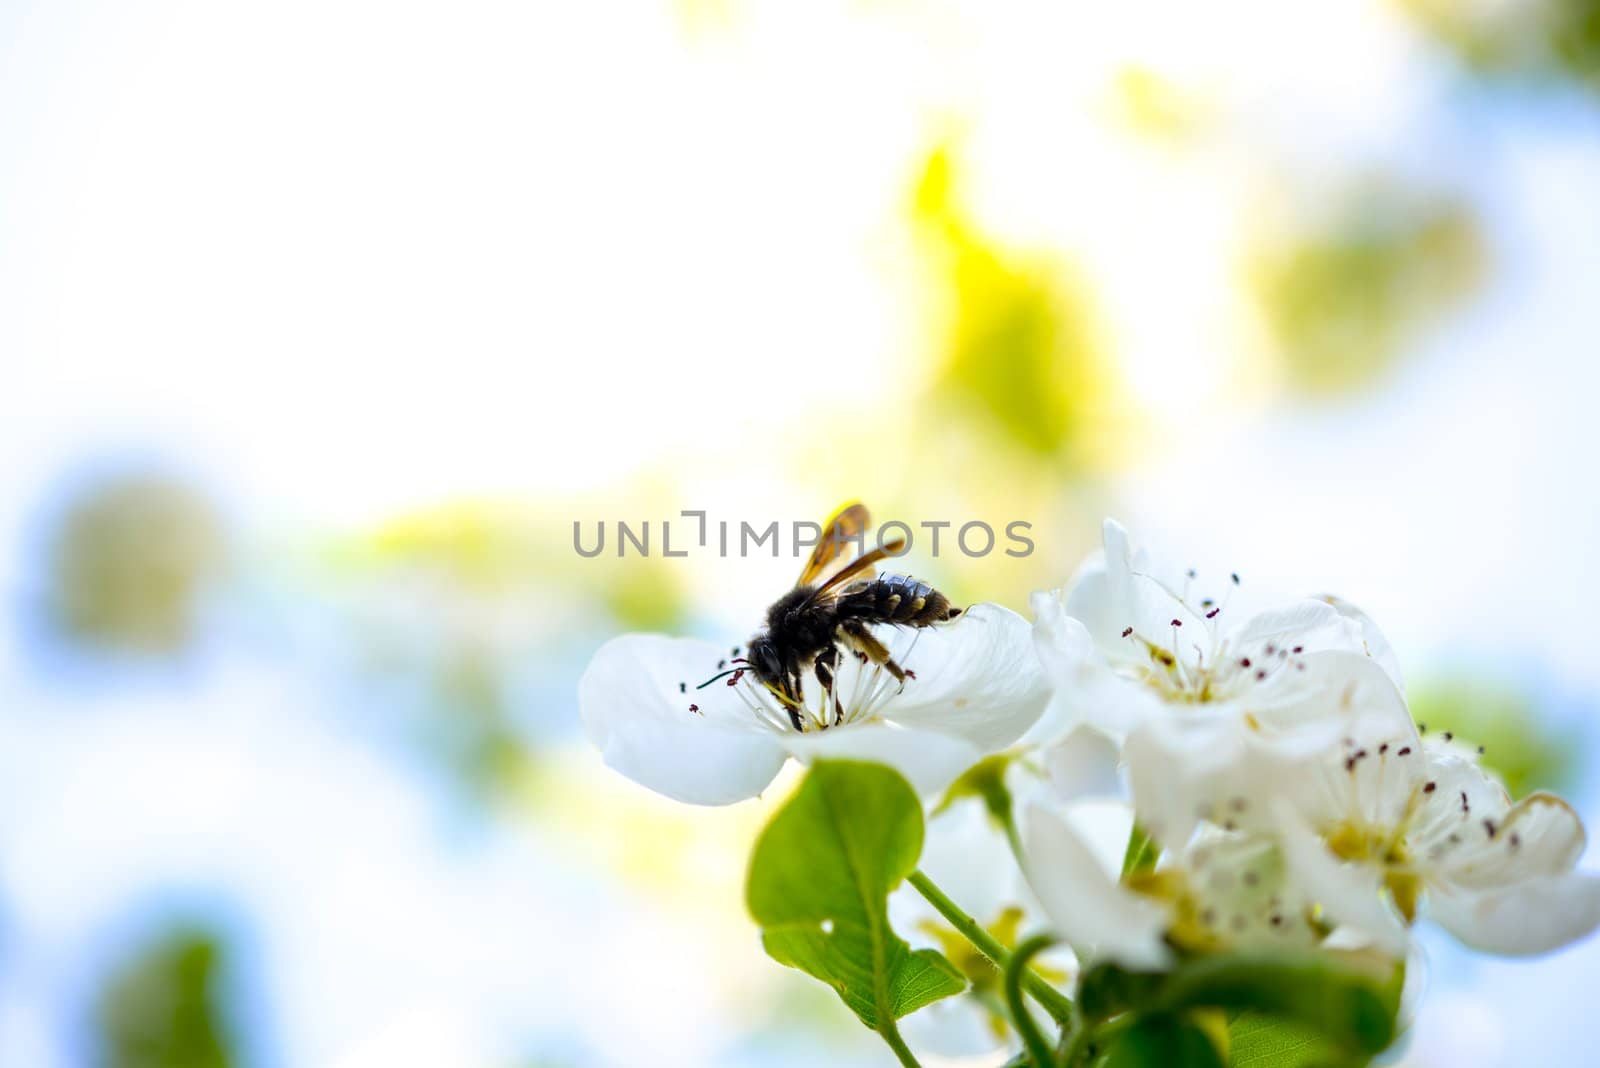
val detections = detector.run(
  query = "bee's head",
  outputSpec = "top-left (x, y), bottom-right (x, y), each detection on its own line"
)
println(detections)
top-left (746, 633), bottom-right (784, 685)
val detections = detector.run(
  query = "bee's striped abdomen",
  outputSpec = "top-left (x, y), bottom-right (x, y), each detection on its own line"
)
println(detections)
top-left (841, 573), bottom-right (962, 627)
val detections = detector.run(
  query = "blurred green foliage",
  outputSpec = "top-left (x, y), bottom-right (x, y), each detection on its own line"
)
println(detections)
top-left (48, 475), bottom-right (223, 654)
top-left (334, 501), bottom-right (689, 633)
top-left (1408, 677), bottom-right (1578, 797)
top-left (913, 145), bottom-right (1118, 465)
top-left (1250, 182), bottom-right (1484, 395)
top-left (94, 928), bottom-right (236, 1068)
top-left (1403, 0), bottom-right (1600, 94)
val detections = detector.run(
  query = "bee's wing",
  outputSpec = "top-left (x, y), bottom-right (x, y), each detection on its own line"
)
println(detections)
top-left (797, 502), bottom-right (871, 588)
top-left (810, 537), bottom-right (908, 601)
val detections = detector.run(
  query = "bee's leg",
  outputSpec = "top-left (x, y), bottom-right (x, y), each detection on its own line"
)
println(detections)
top-left (813, 645), bottom-right (843, 725)
top-left (779, 667), bottom-right (806, 732)
top-left (838, 620), bottom-right (907, 685)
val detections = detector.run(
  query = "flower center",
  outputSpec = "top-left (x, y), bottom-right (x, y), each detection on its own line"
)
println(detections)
top-left (682, 641), bottom-right (911, 733)
top-left (1117, 621), bottom-right (1310, 705)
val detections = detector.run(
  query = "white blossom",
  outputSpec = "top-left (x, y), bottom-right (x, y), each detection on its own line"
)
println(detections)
top-left (1272, 721), bottom-right (1600, 957)
top-left (579, 604), bottom-right (1047, 805)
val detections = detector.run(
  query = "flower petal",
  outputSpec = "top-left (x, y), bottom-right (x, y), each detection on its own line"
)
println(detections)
top-left (781, 723), bottom-right (983, 797)
top-left (1429, 873), bottom-right (1600, 956)
top-left (1274, 800), bottom-right (1411, 957)
top-left (1046, 725), bottom-right (1124, 802)
top-left (1230, 598), bottom-right (1347, 652)
top-left (579, 634), bottom-right (788, 805)
top-left (1317, 595), bottom-right (1405, 692)
top-left (1028, 591), bottom-right (1165, 739)
top-left (1064, 519), bottom-right (1207, 669)
top-left (1245, 650), bottom-right (1411, 739)
top-left (1123, 712), bottom-right (1267, 846)
top-left (1022, 804), bottom-right (1172, 970)
top-left (1435, 792), bottom-right (1586, 891)
top-left (873, 603), bottom-right (1049, 752)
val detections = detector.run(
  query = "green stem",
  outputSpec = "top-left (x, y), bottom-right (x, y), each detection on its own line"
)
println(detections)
top-left (879, 1017), bottom-right (922, 1068)
top-left (1004, 935), bottom-right (1061, 1068)
top-left (1060, 1012), bottom-right (1135, 1068)
top-left (992, 797), bottom-right (1028, 869)
top-left (907, 869), bottom-right (1074, 1023)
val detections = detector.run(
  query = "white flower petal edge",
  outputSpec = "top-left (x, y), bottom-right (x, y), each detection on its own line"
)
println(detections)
top-left (1429, 872), bottom-right (1600, 957)
top-left (579, 635), bottom-right (789, 805)
top-left (782, 723), bottom-right (981, 798)
top-left (1022, 803), bottom-right (1172, 971)
top-left (1046, 724), bottom-right (1124, 802)
top-left (877, 603), bottom-right (1051, 752)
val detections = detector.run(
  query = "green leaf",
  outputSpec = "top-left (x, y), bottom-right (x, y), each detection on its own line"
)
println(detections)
top-left (934, 752), bottom-right (1016, 824)
top-left (1228, 1011), bottom-right (1355, 1068)
top-left (1079, 953), bottom-right (1399, 1061)
top-left (1120, 822), bottom-right (1159, 878)
top-left (746, 760), bottom-right (967, 1030)
top-left (1098, 1013), bottom-right (1226, 1068)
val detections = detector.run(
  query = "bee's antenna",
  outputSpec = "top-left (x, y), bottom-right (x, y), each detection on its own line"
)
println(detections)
top-left (696, 667), bottom-right (745, 689)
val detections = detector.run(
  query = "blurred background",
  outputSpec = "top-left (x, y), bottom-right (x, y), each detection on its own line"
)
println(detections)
top-left (3, 0), bottom-right (1599, 1064)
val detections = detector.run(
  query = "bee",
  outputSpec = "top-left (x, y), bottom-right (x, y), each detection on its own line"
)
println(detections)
top-left (711, 503), bottom-right (963, 730)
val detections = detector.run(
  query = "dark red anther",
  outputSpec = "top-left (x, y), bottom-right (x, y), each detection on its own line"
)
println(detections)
top-left (689, 703), bottom-right (700, 714)
top-left (905, 669), bottom-right (917, 680)
top-left (1206, 608), bottom-right (1220, 618)
top-left (1121, 626), bottom-right (1134, 637)
top-left (1170, 619), bottom-right (1183, 627)
top-left (1240, 658), bottom-right (1252, 668)
top-left (1423, 781), bottom-right (1436, 792)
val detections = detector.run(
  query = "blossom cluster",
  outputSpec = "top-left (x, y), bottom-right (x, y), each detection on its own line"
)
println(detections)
top-left (580, 518), bottom-right (1600, 1057)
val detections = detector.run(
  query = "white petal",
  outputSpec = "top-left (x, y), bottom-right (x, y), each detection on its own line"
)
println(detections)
top-left (1230, 598), bottom-right (1347, 652)
top-left (1316, 595), bottom-right (1405, 692)
top-left (1060, 798), bottom-right (1138, 878)
top-left (1123, 712), bottom-right (1299, 847)
top-left (874, 603), bottom-right (1049, 752)
top-left (1274, 800), bottom-right (1411, 957)
top-left (901, 995), bottom-right (1010, 1059)
top-left (1429, 873), bottom-right (1600, 956)
top-left (578, 634), bottom-right (787, 806)
top-left (1065, 519), bottom-right (1206, 670)
top-left (781, 722), bottom-right (982, 797)
top-left (1245, 650), bottom-right (1411, 739)
top-left (1027, 593), bottom-right (1164, 739)
top-left (1405, 747), bottom-right (1512, 861)
top-left (1435, 792), bottom-right (1586, 891)
top-left (1182, 831), bottom-right (1318, 949)
top-left (1045, 725), bottom-right (1124, 801)
top-left (1022, 804), bottom-right (1172, 970)
top-left (916, 801), bottom-right (1024, 920)
top-left (1124, 712), bottom-right (1249, 846)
